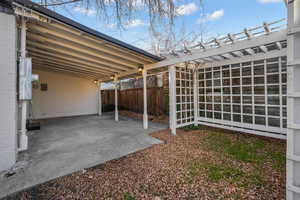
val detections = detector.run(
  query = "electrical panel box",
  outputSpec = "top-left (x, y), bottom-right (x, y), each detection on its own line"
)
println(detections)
top-left (19, 58), bottom-right (32, 100)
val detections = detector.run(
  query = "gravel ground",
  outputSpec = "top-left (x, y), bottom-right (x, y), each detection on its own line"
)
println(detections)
top-left (7, 113), bottom-right (286, 200)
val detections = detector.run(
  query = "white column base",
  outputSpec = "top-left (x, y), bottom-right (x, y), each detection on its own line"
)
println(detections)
top-left (115, 110), bottom-right (119, 121)
top-left (143, 114), bottom-right (148, 129)
top-left (171, 127), bottom-right (176, 135)
top-left (18, 131), bottom-right (28, 151)
top-left (19, 100), bottom-right (28, 151)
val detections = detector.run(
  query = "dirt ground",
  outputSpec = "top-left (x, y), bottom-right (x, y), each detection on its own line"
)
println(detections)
top-left (119, 110), bottom-right (169, 124)
top-left (7, 112), bottom-right (286, 200)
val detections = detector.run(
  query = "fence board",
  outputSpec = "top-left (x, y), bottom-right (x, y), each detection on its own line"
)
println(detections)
top-left (102, 87), bottom-right (167, 116)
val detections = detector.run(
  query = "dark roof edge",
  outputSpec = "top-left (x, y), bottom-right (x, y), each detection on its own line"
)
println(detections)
top-left (0, 0), bottom-right (14, 14)
top-left (10, 0), bottom-right (163, 62)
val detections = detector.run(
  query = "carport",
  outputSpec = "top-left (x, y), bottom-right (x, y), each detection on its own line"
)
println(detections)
top-left (0, 0), bottom-right (166, 192)
top-left (0, 0), bottom-right (166, 197)
top-left (12, 0), bottom-right (162, 153)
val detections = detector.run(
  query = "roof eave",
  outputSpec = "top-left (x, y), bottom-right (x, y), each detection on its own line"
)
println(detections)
top-left (10, 0), bottom-right (163, 62)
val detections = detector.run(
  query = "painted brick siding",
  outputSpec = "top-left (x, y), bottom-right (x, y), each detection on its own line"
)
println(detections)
top-left (0, 12), bottom-right (17, 172)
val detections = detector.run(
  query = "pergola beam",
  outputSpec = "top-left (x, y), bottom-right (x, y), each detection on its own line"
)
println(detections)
top-left (259, 45), bottom-right (268, 53)
top-left (231, 51), bottom-right (244, 57)
top-left (245, 48), bottom-right (255, 55)
top-left (145, 29), bottom-right (287, 70)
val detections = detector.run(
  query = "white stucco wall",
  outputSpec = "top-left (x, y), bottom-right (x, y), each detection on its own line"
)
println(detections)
top-left (32, 70), bottom-right (98, 119)
top-left (0, 12), bottom-right (17, 172)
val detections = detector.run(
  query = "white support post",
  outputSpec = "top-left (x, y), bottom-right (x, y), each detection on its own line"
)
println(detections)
top-left (98, 81), bottom-right (102, 116)
top-left (114, 76), bottom-right (119, 121)
top-left (193, 67), bottom-right (199, 126)
top-left (19, 17), bottom-right (28, 151)
top-left (287, 0), bottom-right (300, 199)
top-left (169, 65), bottom-right (177, 135)
top-left (143, 69), bottom-right (148, 129)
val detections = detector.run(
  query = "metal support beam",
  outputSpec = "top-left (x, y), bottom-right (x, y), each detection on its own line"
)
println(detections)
top-left (169, 65), bottom-right (176, 135)
top-left (143, 69), bottom-right (148, 129)
top-left (19, 17), bottom-right (28, 151)
top-left (287, 0), bottom-right (300, 199)
top-left (98, 81), bottom-right (102, 116)
top-left (114, 75), bottom-right (119, 122)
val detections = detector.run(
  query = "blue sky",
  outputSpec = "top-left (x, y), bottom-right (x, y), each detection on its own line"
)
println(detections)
top-left (46, 0), bottom-right (286, 52)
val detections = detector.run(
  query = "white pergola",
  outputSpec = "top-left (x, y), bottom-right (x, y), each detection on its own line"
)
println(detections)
top-left (145, 18), bottom-right (288, 138)
top-left (143, 1), bottom-right (300, 199)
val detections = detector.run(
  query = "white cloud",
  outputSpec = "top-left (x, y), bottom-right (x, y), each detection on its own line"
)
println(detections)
top-left (124, 19), bottom-right (147, 28)
top-left (176, 3), bottom-right (198, 16)
top-left (258, 0), bottom-right (282, 3)
top-left (74, 6), bottom-right (96, 16)
top-left (197, 9), bottom-right (224, 24)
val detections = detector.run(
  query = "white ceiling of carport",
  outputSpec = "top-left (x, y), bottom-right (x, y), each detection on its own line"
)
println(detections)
top-left (25, 19), bottom-right (159, 81)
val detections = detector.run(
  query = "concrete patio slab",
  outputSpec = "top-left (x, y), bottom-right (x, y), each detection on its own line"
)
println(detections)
top-left (0, 113), bottom-right (166, 199)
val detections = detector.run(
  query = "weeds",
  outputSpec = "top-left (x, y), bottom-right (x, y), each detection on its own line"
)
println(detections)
top-left (202, 131), bottom-right (286, 170)
top-left (123, 193), bottom-right (136, 200)
top-left (182, 125), bottom-right (202, 131)
top-left (187, 161), bottom-right (264, 187)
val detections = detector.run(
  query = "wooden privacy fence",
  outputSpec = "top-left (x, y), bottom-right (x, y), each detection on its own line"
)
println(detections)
top-left (102, 87), bottom-right (168, 116)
